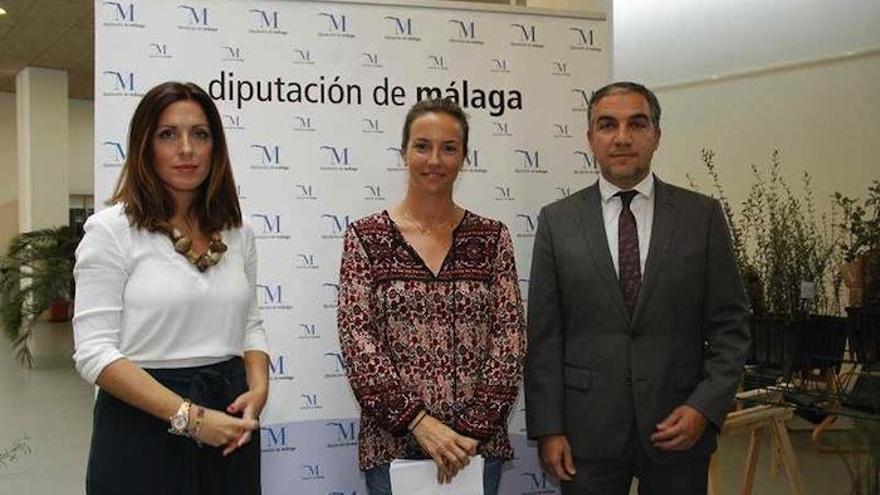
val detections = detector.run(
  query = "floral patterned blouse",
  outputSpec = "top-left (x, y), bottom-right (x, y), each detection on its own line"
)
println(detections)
top-left (337, 210), bottom-right (526, 470)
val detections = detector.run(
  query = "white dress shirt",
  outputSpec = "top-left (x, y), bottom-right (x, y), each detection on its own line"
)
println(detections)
top-left (598, 173), bottom-right (655, 277)
top-left (72, 204), bottom-right (268, 384)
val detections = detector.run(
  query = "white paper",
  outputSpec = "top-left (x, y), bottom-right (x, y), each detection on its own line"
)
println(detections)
top-left (389, 455), bottom-right (484, 495)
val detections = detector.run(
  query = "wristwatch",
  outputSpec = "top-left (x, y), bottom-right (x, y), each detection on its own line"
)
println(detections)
top-left (168, 399), bottom-right (192, 436)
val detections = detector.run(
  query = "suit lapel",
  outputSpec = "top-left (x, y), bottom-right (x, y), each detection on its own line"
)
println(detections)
top-left (631, 177), bottom-right (678, 328)
top-left (574, 184), bottom-right (630, 325)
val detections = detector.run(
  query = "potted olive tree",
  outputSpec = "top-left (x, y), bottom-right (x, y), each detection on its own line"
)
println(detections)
top-left (691, 150), bottom-right (845, 380)
top-left (835, 181), bottom-right (880, 366)
top-left (0, 226), bottom-right (79, 367)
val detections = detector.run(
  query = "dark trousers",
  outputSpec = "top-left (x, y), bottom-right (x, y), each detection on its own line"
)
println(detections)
top-left (86, 357), bottom-right (260, 495)
top-left (561, 423), bottom-right (709, 495)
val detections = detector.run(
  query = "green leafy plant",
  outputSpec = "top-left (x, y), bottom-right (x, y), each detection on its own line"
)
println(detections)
top-left (834, 180), bottom-right (880, 307)
top-left (0, 226), bottom-right (79, 367)
top-left (689, 149), bottom-right (839, 316)
top-left (833, 180), bottom-right (880, 263)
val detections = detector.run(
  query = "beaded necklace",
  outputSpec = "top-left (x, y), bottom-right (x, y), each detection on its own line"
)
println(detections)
top-left (154, 222), bottom-right (227, 272)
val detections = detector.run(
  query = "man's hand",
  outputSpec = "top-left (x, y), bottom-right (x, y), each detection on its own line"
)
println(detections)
top-left (538, 434), bottom-right (576, 481)
top-left (650, 405), bottom-right (707, 451)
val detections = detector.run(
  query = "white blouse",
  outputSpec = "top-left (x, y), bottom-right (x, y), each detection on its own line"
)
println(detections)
top-left (72, 204), bottom-right (268, 384)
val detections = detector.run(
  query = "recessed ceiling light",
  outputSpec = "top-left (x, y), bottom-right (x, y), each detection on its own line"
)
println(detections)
top-left (0, 7), bottom-right (8, 16)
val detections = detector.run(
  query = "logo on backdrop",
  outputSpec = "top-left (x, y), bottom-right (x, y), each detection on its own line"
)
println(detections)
top-left (300, 393), bottom-right (323, 410)
top-left (293, 116), bottom-right (316, 132)
top-left (490, 58), bottom-right (510, 74)
top-left (249, 144), bottom-right (289, 170)
top-left (460, 149), bottom-right (486, 174)
top-left (221, 45), bottom-right (244, 62)
top-left (427, 54), bottom-right (448, 71)
top-left (250, 213), bottom-right (290, 239)
top-left (298, 322), bottom-right (320, 339)
top-left (295, 253), bottom-right (319, 270)
top-left (261, 426), bottom-right (296, 453)
top-left (249, 8), bottom-right (288, 35)
top-left (551, 61), bottom-right (571, 76)
top-left (572, 88), bottom-right (590, 112)
top-left (101, 2), bottom-right (144, 28)
top-left (222, 113), bottom-right (245, 131)
top-left (384, 16), bottom-right (420, 41)
top-left (318, 12), bottom-right (354, 38)
top-left (101, 70), bottom-right (143, 97)
top-left (300, 464), bottom-right (324, 481)
top-left (292, 47), bottom-right (315, 65)
top-left (236, 184), bottom-right (247, 200)
top-left (361, 118), bottom-right (384, 134)
top-left (177, 5), bottom-right (217, 32)
top-left (494, 186), bottom-right (515, 202)
top-left (319, 145), bottom-right (358, 172)
top-left (361, 51), bottom-right (383, 68)
top-left (448, 19), bottom-right (483, 44)
top-left (520, 471), bottom-right (554, 494)
top-left (385, 147), bottom-right (406, 172)
top-left (148, 42), bottom-right (171, 59)
top-left (570, 26), bottom-right (601, 51)
top-left (268, 354), bottom-right (294, 381)
top-left (510, 23), bottom-right (544, 48)
top-left (363, 185), bottom-right (386, 201)
top-left (326, 421), bottom-right (358, 448)
top-left (514, 213), bottom-right (538, 238)
top-left (574, 151), bottom-right (599, 175)
top-left (514, 150), bottom-right (546, 174)
top-left (294, 184), bottom-right (318, 201)
top-left (553, 123), bottom-right (573, 138)
top-left (256, 283), bottom-right (292, 310)
top-left (100, 140), bottom-right (126, 168)
top-left (321, 282), bottom-right (340, 308)
top-left (324, 352), bottom-right (347, 378)
top-left (321, 213), bottom-right (351, 239)
top-left (492, 121), bottom-right (512, 137)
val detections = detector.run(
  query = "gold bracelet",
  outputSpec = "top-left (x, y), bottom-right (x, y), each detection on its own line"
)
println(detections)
top-left (187, 405), bottom-right (206, 447)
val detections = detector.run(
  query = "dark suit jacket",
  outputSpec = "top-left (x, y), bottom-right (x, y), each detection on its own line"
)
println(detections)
top-left (524, 177), bottom-right (750, 464)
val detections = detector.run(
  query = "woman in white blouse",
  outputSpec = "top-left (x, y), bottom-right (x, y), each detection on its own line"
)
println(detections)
top-left (73, 81), bottom-right (268, 494)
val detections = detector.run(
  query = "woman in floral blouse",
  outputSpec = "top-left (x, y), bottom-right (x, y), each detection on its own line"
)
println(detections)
top-left (337, 98), bottom-right (526, 495)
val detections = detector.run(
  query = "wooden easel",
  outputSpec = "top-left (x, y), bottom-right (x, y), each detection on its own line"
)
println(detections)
top-left (708, 405), bottom-right (806, 495)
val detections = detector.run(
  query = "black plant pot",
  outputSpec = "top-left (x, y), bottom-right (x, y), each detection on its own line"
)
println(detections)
top-left (787, 315), bottom-right (848, 377)
top-left (749, 315), bottom-right (789, 373)
top-left (749, 314), bottom-right (848, 379)
top-left (846, 305), bottom-right (880, 365)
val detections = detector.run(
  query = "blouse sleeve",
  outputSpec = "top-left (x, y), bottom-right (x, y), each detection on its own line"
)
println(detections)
top-left (337, 225), bottom-right (424, 435)
top-left (453, 224), bottom-right (527, 440)
top-left (72, 216), bottom-right (129, 384)
top-left (242, 223), bottom-right (269, 353)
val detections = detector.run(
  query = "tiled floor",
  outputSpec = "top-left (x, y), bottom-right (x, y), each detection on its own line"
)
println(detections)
top-left (0, 321), bottom-right (862, 494)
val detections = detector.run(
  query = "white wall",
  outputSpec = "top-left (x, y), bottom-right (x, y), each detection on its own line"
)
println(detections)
top-left (612, 0), bottom-right (880, 211)
top-left (614, 0), bottom-right (880, 86)
top-left (0, 93), bottom-right (17, 206)
top-left (68, 99), bottom-right (94, 195)
top-left (0, 92), bottom-right (93, 202)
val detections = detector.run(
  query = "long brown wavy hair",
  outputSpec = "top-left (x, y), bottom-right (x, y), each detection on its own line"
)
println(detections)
top-left (109, 81), bottom-right (242, 232)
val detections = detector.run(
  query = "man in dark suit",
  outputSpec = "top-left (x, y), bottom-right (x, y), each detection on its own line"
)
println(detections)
top-left (524, 81), bottom-right (750, 494)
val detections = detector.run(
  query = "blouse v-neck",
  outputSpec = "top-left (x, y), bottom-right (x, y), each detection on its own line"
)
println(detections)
top-left (383, 209), bottom-right (469, 278)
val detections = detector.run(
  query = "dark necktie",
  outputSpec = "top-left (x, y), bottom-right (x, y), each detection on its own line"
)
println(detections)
top-left (616, 190), bottom-right (641, 314)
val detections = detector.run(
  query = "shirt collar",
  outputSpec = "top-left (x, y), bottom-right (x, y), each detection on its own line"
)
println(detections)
top-left (598, 172), bottom-right (655, 204)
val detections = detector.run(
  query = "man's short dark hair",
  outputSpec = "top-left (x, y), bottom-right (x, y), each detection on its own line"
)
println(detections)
top-left (588, 81), bottom-right (661, 130)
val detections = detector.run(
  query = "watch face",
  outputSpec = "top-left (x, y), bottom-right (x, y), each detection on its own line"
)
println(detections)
top-left (172, 415), bottom-right (187, 432)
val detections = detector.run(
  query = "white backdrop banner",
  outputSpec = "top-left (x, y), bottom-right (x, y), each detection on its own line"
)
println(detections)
top-left (95, 0), bottom-right (608, 492)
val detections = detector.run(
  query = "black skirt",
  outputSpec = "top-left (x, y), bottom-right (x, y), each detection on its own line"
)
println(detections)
top-left (86, 357), bottom-right (261, 495)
